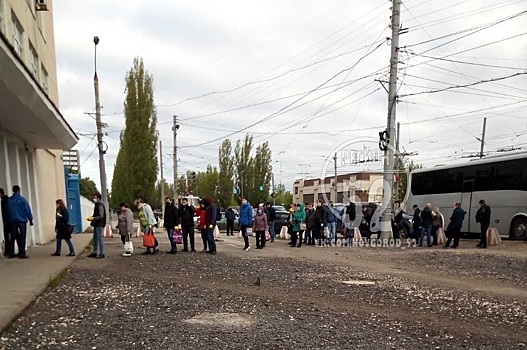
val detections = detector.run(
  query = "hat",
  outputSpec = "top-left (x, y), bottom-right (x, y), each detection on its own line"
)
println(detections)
top-left (478, 199), bottom-right (485, 204)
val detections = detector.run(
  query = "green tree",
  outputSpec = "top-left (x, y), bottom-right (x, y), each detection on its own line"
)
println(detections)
top-left (252, 141), bottom-right (272, 203)
top-left (152, 181), bottom-right (174, 210)
top-left (80, 177), bottom-right (98, 199)
top-left (268, 184), bottom-right (293, 208)
top-left (234, 135), bottom-right (254, 203)
top-left (216, 139), bottom-right (234, 210)
top-left (111, 57), bottom-right (158, 206)
top-left (195, 165), bottom-right (219, 199)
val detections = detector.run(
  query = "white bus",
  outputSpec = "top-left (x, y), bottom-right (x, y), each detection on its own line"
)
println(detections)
top-left (406, 152), bottom-right (527, 240)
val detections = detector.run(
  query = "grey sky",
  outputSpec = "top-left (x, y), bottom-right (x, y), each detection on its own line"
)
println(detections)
top-left (54, 0), bottom-right (527, 191)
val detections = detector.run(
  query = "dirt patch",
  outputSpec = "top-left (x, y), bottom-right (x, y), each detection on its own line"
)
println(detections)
top-left (184, 312), bottom-right (255, 329)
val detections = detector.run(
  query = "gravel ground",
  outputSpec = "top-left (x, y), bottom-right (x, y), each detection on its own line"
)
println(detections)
top-left (1, 235), bottom-right (526, 350)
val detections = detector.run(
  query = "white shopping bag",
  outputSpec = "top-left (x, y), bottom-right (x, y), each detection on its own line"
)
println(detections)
top-left (246, 227), bottom-right (255, 237)
top-left (136, 225), bottom-right (143, 237)
top-left (214, 225), bottom-right (220, 239)
top-left (280, 226), bottom-right (288, 239)
top-left (238, 230), bottom-right (243, 238)
top-left (353, 228), bottom-right (362, 243)
top-left (123, 234), bottom-right (133, 256)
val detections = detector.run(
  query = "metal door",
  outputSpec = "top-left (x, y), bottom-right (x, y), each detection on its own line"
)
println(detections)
top-left (461, 180), bottom-right (474, 233)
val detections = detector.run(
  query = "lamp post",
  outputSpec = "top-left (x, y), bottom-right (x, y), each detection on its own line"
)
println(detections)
top-left (93, 36), bottom-right (111, 234)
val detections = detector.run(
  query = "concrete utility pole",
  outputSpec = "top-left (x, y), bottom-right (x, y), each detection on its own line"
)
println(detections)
top-left (272, 173), bottom-right (276, 205)
top-left (173, 115), bottom-right (179, 202)
top-left (93, 36), bottom-right (111, 232)
top-left (479, 117), bottom-right (487, 159)
top-left (394, 122), bottom-right (401, 199)
top-left (380, 0), bottom-right (402, 240)
top-left (333, 152), bottom-right (338, 203)
top-left (160, 140), bottom-right (165, 217)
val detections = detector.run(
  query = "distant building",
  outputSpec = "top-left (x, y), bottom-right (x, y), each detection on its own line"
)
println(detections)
top-left (0, 0), bottom-right (78, 246)
top-left (293, 172), bottom-right (384, 204)
top-left (63, 150), bottom-right (80, 175)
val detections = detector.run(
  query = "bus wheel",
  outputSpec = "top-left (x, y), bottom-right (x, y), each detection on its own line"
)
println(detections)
top-left (510, 217), bottom-right (527, 240)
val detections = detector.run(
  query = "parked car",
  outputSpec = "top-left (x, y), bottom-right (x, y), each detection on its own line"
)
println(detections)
top-left (272, 205), bottom-right (287, 212)
top-left (273, 210), bottom-right (290, 234)
top-left (216, 211), bottom-right (240, 231)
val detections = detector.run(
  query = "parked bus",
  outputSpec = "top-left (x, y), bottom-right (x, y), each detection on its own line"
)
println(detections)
top-left (405, 152), bottom-right (527, 240)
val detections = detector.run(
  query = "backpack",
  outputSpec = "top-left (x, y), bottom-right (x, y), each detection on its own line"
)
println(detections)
top-left (216, 207), bottom-right (222, 222)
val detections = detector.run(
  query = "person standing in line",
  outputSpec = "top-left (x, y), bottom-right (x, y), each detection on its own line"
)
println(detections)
top-left (253, 206), bottom-right (268, 249)
top-left (196, 199), bottom-right (208, 251)
top-left (431, 207), bottom-right (443, 246)
top-left (419, 203), bottom-right (434, 247)
top-left (51, 199), bottom-right (75, 256)
top-left (87, 193), bottom-right (106, 259)
top-left (475, 199), bottom-right (491, 249)
top-left (204, 196), bottom-right (218, 255)
top-left (117, 201), bottom-right (134, 255)
top-left (179, 197), bottom-right (197, 252)
top-left (325, 202), bottom-right (337, 245)
top-left (163, 197), bottom-right (180, 254)
top-left (239, 197), bottom-right (253, 251)
top-left (291, 203), bottom-right (306, 248)
top-left (304, 203), bottom-right (315, 245)
top-left (265, 202), bottom-right (276, 242)
top-left (314, 200), bottom-right (326, 247)
top-left (445, 202), bottom-right (466, 249)
top-left (134, 198), bottom-right (158, 255)
top-left (412, 204), bottom-right (422, 245)
top-left (7, 185), bottom-right (33, 259)
top-left (225, 207), bottom-right (236, 236)
top-left (0, 188), bottom-right (11, 257)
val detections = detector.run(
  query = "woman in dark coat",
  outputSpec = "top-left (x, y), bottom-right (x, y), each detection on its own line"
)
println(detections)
top-left (51, 199), bottom-right (75, 256)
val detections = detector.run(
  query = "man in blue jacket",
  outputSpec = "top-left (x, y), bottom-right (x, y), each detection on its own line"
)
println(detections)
top-left (239, 197), bottom-right (253, 251)
top-left (8, 185), bottom-right (33, 259)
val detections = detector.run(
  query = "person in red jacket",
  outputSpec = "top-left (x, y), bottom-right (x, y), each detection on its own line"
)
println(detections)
top-left (196, 199), bottom-right (208, 251)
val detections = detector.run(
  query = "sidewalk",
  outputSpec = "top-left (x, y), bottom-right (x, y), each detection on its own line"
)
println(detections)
top-left (0, 233), bottom-right (93, 332)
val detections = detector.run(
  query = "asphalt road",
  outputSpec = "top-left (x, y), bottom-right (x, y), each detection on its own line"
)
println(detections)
top-left (1, 232), bottom-right (526, 350)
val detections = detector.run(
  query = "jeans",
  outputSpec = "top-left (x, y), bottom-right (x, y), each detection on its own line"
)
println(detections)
top-left (10, 223), bottom-right (27, 257)
top-left (206, 228), bottom-right (217, 253)
top-left (56, 238), bottom-right (74, 254)
top-left (167, 229), bottom-right (177, 252)
top-left (226, 219), bottom-right (235, 236)
top-left (305, 227), bottom-right (313, 244)
top-left (268, 222), bottom-right (275, 241)
top-left (420, 224), bottom-right (432, 247)
top-left (93, 226), bottom-right (104, 255)
top-left (241, 225), bottom-right (250, 249)
top-left (328, 222), bottom-right (337, 244)
top-left (182, 226), bottom-right (195, 250)
top-left (3, 223), bottom-right (12, 256)
top-left (200, 228), bottom-right (208, 250)
top-left (291, 230), bottom-right (303, 247)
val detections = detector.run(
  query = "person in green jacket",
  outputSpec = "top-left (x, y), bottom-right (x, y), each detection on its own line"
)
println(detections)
top-left (290, 203), bottom-right (306, 248)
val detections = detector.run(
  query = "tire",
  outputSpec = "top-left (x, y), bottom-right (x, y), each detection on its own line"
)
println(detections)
top-left (510, 217), bottom-right (527, 240)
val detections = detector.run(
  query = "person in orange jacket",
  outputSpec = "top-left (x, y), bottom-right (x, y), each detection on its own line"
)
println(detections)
top-left (196, 199), bottom-right (208, 251)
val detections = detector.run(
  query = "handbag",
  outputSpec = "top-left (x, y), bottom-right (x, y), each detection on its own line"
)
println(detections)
top-left (172, 228), bottom-right (183, 244)
top-left (300, 222), bottom-right (307, 231)
top-left (437, 227), bottom-right (447, 244)
top-left (246, 227), bottom-right (254, 237)
top-left (265, 230), bottom-right (271, 242)
top-left (143, 232), bottom-right (156, 248)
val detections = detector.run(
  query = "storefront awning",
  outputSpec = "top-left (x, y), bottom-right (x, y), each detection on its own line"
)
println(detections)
top-left (0, 34), bottom-right (78, 150)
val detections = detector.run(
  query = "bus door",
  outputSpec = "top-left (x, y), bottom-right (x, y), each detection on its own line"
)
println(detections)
top-left (461, 180), bottom-right (474, 232)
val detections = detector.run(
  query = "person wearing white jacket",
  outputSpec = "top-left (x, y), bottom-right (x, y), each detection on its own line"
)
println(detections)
top-left (135, 198), bottom-right (159, 255)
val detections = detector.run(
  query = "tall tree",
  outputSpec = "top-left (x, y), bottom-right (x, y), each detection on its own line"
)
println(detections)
top-left (195, 165), bottom-right (219, 199)
top-left (234, 134), bottom-right (253, 204)
top-left (252, 141), bottom-right (273, 203)
top-left (216, 139), bottom-right (235, 210)
top-left (111, 57), bottom-right (158, 205)
top-left (396, 158), bottom-right (422, 201)
top-left (80, 177), bottom-right (98, 199)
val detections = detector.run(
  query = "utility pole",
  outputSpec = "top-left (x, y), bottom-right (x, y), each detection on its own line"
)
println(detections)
top-left (160, 140), bottom-right (165, 218)
top-left (172, 115), bottom-right (179, 202)
top-left (394, 122), bottom-right (401, 199)
top-left (272, 173), bottom-right (276, 205)
top-left (381, 0), bottom-right (402, 240)
top-left (92, 36), bottom-right (111, 233)
top-left (479, 117), bottom-right (487, 159)
top-left (333, 152), bottom-right (338, 203)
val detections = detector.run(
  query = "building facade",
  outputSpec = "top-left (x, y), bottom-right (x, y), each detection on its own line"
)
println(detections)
top-left (0, 0), bottom-right (78, 249)
top-left (293, 172), bottom-right (385, 204)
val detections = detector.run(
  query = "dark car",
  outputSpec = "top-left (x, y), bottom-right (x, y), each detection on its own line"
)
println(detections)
top-left (216, 210), bottom-right (239, 231)
top-left (273, 210), bottom-right (290, 234)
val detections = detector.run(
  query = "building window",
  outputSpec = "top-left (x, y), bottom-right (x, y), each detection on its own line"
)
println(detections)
top-left (29, 43), bottom-right (39, 77)
top-left (12, 13), bottom-right (24, 57)
top-left (41, 65), bottom-right (48, 93)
